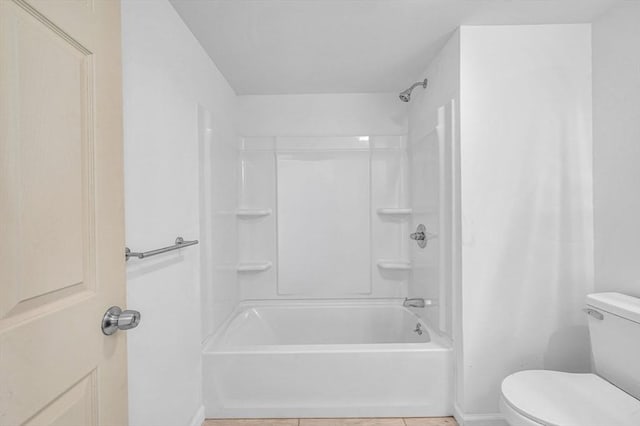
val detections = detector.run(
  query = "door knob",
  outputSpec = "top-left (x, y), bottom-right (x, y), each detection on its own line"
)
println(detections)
top-left (102, 306), bottom-right (141, 335)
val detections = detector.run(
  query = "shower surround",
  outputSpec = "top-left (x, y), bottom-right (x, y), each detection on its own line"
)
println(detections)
top-left (235, 135), bottom-right (411, 300)
top-left (198, 92), bottom-right (455, 418)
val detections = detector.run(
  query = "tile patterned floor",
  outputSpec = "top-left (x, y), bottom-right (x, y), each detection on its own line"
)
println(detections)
top-left (203, 417), bottom-right (458, 426)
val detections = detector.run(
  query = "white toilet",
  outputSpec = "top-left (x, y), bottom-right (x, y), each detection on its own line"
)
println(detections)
top-left (500, 292), bottom-right (640, 426)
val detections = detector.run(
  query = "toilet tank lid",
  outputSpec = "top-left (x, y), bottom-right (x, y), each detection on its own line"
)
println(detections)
top-left (587, 292), bottom-right (640, 324)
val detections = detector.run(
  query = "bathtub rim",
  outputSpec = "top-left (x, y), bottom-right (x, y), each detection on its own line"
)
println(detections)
top-left (203, 298), bottom-right (451, 353)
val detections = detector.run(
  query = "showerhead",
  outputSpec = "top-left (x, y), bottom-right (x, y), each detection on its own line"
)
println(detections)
top-left (398, 78), bottom-right (428, 102)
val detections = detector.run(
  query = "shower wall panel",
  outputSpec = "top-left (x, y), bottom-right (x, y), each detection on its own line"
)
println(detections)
top-left (237, 138), bottom-right (277, 300)
top-left (277, 140), bottom-right (371, 297)
top-left (371, 136), bottom-right (411, 298)
top-left (237, 136), bottom-right (409, 300)
top-left (236, 94), bottom-right (409, 301)
top-left (408, 107), bottom-right (452, 336)
top-left (407, 30), bottom-right (459, 341)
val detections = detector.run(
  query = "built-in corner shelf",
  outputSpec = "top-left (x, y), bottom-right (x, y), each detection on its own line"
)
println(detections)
top-left (236, 208), bottom-right (272, 218)
top-left (376, 260), bottom-right (412, 271)
top-left (237, 261), bottom-right (272, 272)
top-left (376, 208), bottom-right (413, 216)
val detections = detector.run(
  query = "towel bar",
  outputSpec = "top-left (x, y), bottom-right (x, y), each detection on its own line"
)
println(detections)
top-left (125, 236), bottom-right (198, 261)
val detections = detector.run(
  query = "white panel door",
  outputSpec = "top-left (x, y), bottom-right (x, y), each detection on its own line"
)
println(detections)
top-left (0, 0), bottom-right (128, 425)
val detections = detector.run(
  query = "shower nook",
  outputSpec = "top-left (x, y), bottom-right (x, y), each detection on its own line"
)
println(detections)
top-left (198, 70), bottom-right (458, 417)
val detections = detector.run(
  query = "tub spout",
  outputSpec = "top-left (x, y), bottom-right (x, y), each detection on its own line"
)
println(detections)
top-left (403, 297), bottom-right (427, 308)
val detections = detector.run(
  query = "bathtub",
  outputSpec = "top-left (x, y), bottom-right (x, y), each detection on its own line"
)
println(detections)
top-left (202, 300), bottom-right (453, 418)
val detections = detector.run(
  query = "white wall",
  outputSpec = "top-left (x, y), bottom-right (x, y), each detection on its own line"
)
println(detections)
top-left (121, 1), bottom-right (237, 426)
top-left (459, 25), bottom-right (593, 420)
top-left (237, 93), bottom-right (408, 136)
top-left (593, 3), bottom-right (640, 297)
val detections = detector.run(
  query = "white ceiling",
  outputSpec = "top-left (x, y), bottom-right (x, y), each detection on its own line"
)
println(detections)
top-left (169, 0), bottom-right (619, 95)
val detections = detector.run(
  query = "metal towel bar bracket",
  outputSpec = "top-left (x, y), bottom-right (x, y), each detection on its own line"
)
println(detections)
top-left (125, 236), bottom-right (199, 261)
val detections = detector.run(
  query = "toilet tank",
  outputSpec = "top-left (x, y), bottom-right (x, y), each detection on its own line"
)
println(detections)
top-left (586, 292), bottom-right (640, 400)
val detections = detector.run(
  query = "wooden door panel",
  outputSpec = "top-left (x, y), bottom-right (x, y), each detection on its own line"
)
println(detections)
top-left (0, 0), bottom-right (127, 425)
top-left (0, 0), bottom-right (95, 320)
top-left (2, 302), bottom-right (100, 424)
top-left (23, 371), bottom-right (97, 426)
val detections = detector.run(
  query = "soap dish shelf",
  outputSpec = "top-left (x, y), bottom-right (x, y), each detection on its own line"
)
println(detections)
top-left (236, 208), bottom-right (272, 218)
top-left (377, 260), bottom-right (412, 271)
top-left (376, 208), bottom-right (413, 216)
top-left (237, 262), bottom-right (272, 272)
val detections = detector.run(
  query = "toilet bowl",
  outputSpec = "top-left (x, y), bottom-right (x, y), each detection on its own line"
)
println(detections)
top-left (500, 394), bottom-right (543, 426)
top-left (500, 293), bottom-right (640, 426)
top-left (500, 370), bottom-right (640, 426)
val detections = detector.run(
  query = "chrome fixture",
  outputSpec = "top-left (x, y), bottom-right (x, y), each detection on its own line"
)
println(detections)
top-left (583, 307), bottom-right (604, 321)
top-left (410, 224), bottom-right (437, 248)
top-left (413, 323), bottom-right (423, 336)
top-left (399, 78), bottom-right (428, 102)
top-left (404, 297), bottom-right (427, 308)
top-left (125, 236), bottom-right (199, 261)
top-left (101, 306), bottom-right (141, 335)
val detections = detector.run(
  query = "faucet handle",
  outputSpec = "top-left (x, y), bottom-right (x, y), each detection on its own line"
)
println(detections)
top-left (410, 224), bottom-right (437, 248)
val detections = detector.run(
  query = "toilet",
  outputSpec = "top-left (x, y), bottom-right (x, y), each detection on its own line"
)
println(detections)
top-left (500, 292), bottom-right (640, 426)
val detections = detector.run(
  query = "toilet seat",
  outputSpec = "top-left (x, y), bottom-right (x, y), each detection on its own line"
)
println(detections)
top-left (501, 370), bottom-right (640, 426)
top-left (500, 395), bottom-right (543, 426)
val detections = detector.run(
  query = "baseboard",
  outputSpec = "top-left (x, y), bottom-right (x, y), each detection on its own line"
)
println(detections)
top-left (453, 403), bottom-right (507, 426)
top-left (205, 405), bottom-right (451, 419)
top-left (188, 405), bottom-right (205, 426)
top-left (453, 402), bottom-right (465, 425)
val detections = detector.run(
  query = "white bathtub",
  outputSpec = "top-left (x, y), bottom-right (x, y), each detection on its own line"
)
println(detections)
top-left (202, 300), bottom-right (453, 418)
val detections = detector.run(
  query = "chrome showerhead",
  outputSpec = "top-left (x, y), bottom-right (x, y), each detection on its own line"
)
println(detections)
top-left (398, 78), bottom-right (428, 102)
